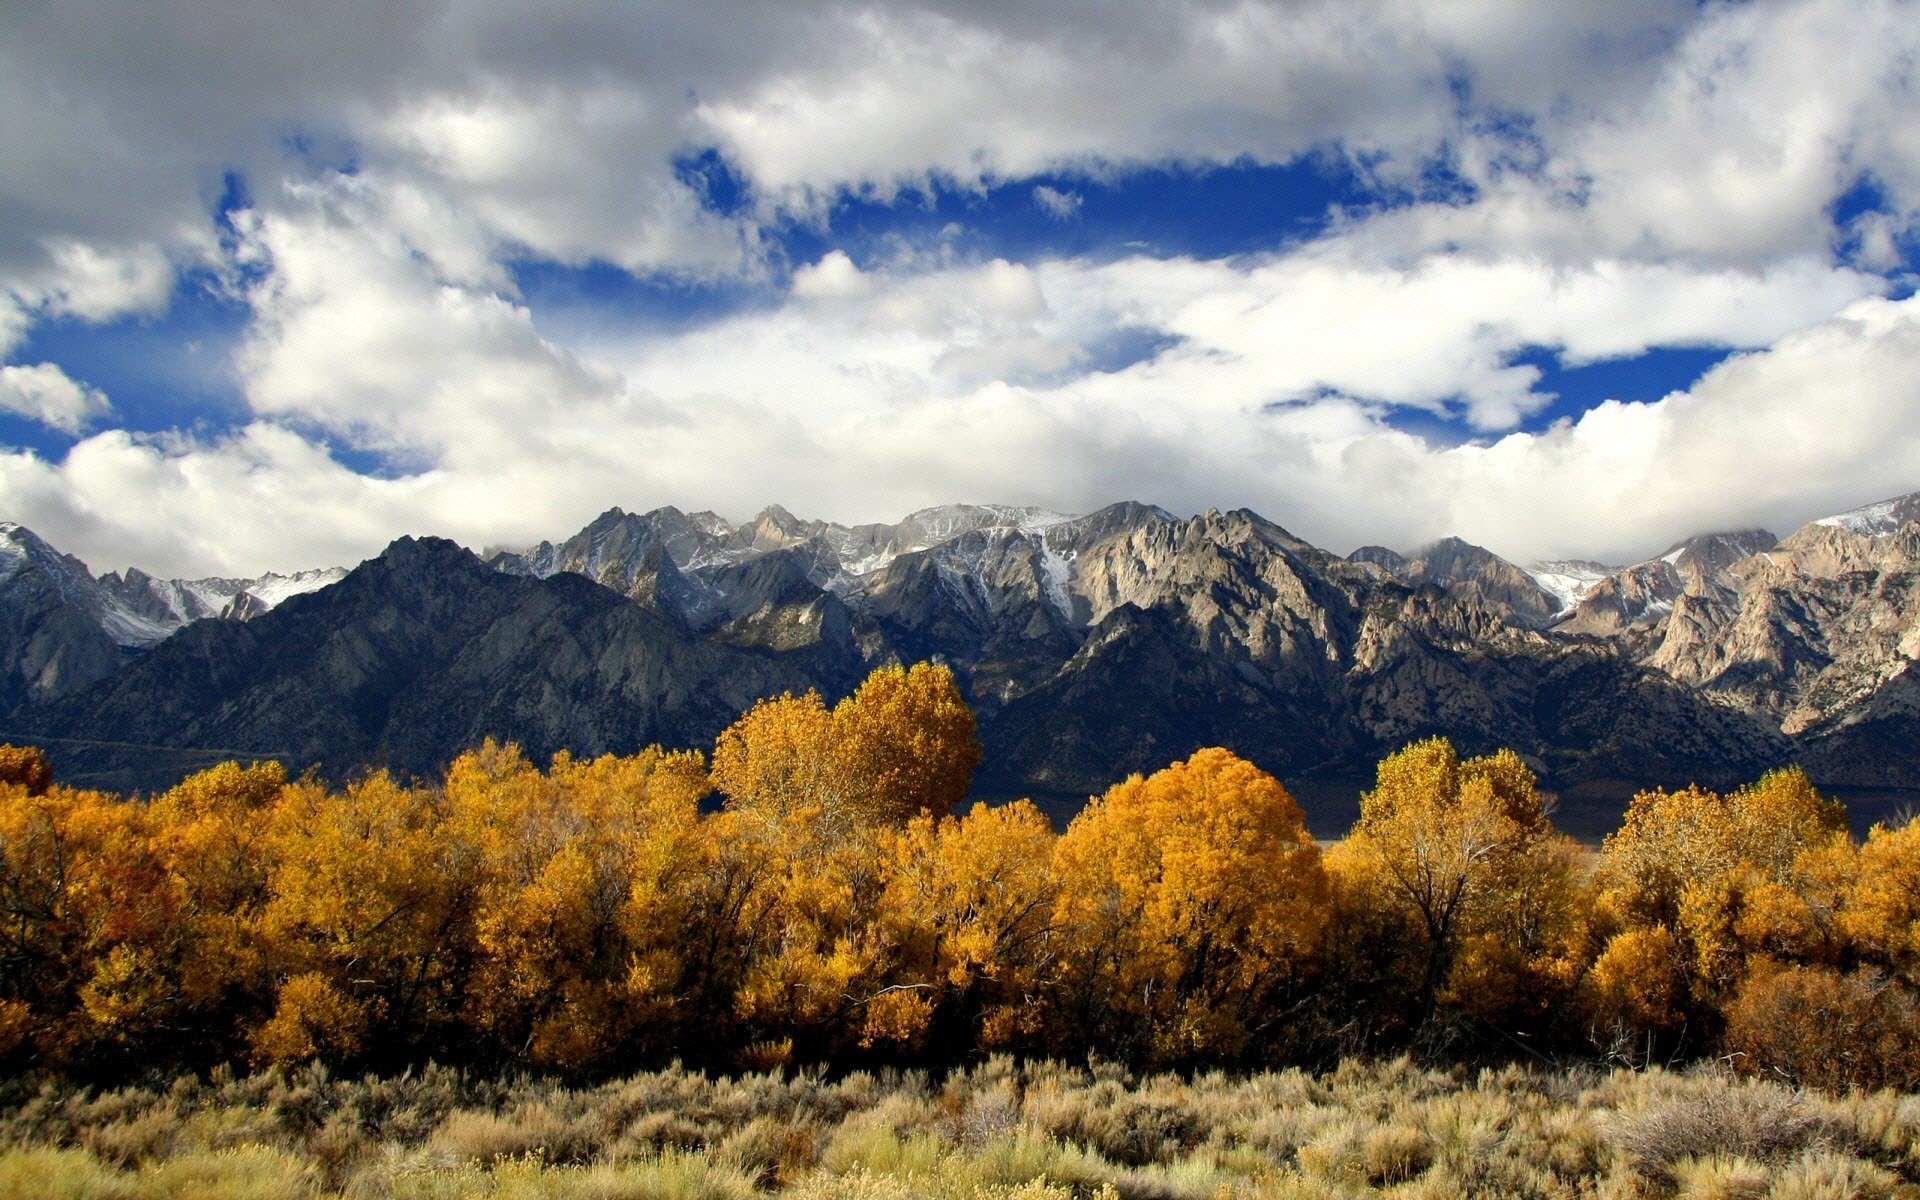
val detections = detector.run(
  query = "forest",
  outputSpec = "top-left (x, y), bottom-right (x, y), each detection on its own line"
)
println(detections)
top-left (2, 662), bottom-right (1919, 1196)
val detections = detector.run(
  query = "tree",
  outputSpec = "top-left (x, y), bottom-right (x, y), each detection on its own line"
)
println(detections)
top-left (0, 745), bottom-right (52, 795)
top-left (1591, 767), bottom-right (1854, 1036)
top-left (252, 772), bottom-right (475, 1065)
top-left (1722, 961), bottom-right (1920, 1092)
top-left (1582, 768), bottom-right (1866, 1044)
top-left (1051, 747), bottom-right (1328, 1064)
top-left (869, 799), bottom-right (1059, 1053)
top-left (710, 690), bottom-right (846, 831)
top-left (1340, 739), bottom-right (1572, 1028)
top-left (710, 663), bottom-right (981, 833)
top-left (1841, 818), bottom-right (1920, 985)
top-left (833, 662), bottom-right (981, 824)
top-left (444, 741), bottom-right (710, 1069)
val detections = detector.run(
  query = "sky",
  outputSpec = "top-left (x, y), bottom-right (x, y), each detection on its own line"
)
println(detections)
top-left (2, 1), bottom-right (1919, 579)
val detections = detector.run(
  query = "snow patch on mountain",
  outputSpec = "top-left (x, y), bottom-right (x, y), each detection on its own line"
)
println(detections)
top-left (1528, 560), bottom-right (1612, 614)
top-left (241, 569), bottom-right (349, 609)
top-left (1036, 536), bottom-right (1075, 620)
top-left (1814, 493), bottom-right (1920, 537)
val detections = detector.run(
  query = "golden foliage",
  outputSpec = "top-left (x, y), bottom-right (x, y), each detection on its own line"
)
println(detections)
top-left (872, 799), bottom-right (1058, 1050)
top-left (1342, 739), bottom-right (1575, 1024)
top-left (1593, 767), bottom-right (1856, 1029)
top-left (1586, 926), bottom-right (1686, 1033)
top-left (1722, 961), bottom-right (1920, 1092)
top-left (0, 744), bottom-right (52, 795)
top-left (1051, 747), bottom-right (1328, 1063)
top-left (5, 663), bottom-right (1918, 1088)
top-left (1841, 819), bottom-right (1920, 984)
top-left (711, 662), bottom-right (980, 831)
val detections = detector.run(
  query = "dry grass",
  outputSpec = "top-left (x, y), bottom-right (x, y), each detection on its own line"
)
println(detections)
top-left (0, 1056), bottom-right (1915, 1198)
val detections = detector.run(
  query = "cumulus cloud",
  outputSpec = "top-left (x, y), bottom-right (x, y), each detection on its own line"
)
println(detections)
top-left (16, 284), bottom-right (1920, 579)
top-left (0, 0), bottom-right (1917, 577)
top-left (1033, 186), bottom-right (1082, 220)
top-left (0, 364), bottom-right (110, 434)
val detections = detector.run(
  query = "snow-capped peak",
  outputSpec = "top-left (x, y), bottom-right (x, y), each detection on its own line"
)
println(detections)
top-left (1813, 492), bottom-right (1920, 538)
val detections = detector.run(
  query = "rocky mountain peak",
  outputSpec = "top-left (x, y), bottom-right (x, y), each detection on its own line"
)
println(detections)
top-left (1348, 545), bottom-right (1407, 573)
top-left (371, 535), bottom-right (482, 577)
top-left (1810, 490), bottom-right (1920, 538)
top-left (1658, 528), bottom-right (1777, 582)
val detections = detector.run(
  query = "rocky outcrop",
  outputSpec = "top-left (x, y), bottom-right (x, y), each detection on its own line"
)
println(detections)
top-left (0, 524), bottom-right (128, 711)
top-left (1348, 537), bottom-right (1562, 628)
top-left (1557, 529), bottom-right (1777, 636)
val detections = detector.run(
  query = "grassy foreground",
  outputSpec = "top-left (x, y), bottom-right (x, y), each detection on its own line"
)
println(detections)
top-left (0, 1057), bottom-right (1916, 1199)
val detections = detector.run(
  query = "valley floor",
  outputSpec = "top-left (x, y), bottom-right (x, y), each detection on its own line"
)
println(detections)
top-left (1, 1056), bottom-right (1916, 1199)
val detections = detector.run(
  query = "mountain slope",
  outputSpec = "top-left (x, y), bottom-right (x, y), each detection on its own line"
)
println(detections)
top-left (17, 537), bottom-right (866, 792)
top-left (9, 490), bottom-right (1920, 812)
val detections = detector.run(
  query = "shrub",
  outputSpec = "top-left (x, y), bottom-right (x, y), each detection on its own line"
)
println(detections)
top-left (1722, 964), bottom-right (1920, 1092)
top-left (1606, 1079), bottom-right (1843, 1175)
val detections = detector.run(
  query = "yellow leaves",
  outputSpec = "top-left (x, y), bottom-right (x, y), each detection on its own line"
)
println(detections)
top-left (712, 690), bottom-right (848, 829)
top-left (1841, 820), bottom-right (1920, 982)
top-left (1344, 738), bottom-right (1573, 1024)
top-left (155, 759), bottom-right (287, 820)
top-left (442, 740), bottom-right (711, 1068)
top-left (0, 744), bottom-right (52, 795)
top-left (865, 800), bottom-right (1058, 1052)
top-left (1594, 768), bottom-right (1858, 1026)
top-left (834, 663), bottom-right (982, 824)
top-left (1596, 784), bottom-right (1735, 931)
top-left (1586, 927), bottom-right (1685, 1033)
top-left (879, 801), bottom-right (1057, 990)
top-left (1051, 747), bottom-right (1327, 1063)
top-left (7, 684), bottom-right (1915, 1083)
top-left (251, 972), bottom-right (370, 1065)
top-left (711, 662), bottom-right (981, 831)
top-left (859, 987), bottom-right (934, 1050)
top-left (1727, 767), bottom-right (1847, 874)
top-left (77, 944), bottom-right (172, 1043)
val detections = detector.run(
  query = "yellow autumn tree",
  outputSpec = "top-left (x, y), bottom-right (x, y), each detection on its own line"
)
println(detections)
top-left (252, 772), bottom-right (475, 1065)
top-left (0, 744), bottom-right (52, 795)
top-left (147, 763), bottom-right (287, 1027)
top-left (0, 783), bottom-right (88, 1062)
top-left (1338, 739), bottom-right (1575, 1029)
top-left (834, 662), bottom-right (982, 824)
top-left (1841, 819), bottom-right (1920, 983)
top-left (705, 663), bottom-right (981, 1060)
top-left (714, 799), bottom-right (896, 1061)
top-left (711, 690), bottom-right (848, 830)
top-left (1051, 747), bottom-right (1328, 1065)
top-left (445, 741), bottom-right (710, 1070)
top-left (711, 662), bottom-right (980, 832)
top-left (1590, 767), bottom-right (1853, 1038)
top-left (867, 799), bottom-right (1059, 1052)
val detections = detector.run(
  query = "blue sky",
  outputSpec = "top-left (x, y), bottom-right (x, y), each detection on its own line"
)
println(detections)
top-left (2, 1), bottom-right (1918, 577)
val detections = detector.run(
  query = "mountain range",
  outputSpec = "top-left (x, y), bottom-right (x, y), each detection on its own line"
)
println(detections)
top-left (6, 493), bottom-right (1920, 834)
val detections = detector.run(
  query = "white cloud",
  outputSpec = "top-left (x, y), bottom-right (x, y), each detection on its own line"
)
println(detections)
top-left (1033, 185), bottom-right (1082, 220)
top-left (0, 252), bottom-right (1916, 578)
top-left (0, 0), bottom-right (1917, 580)
top-left (0, 363), bottom-right (110, 433)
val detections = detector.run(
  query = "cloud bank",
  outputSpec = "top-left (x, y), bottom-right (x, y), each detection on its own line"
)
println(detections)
top-left (0, 0), bottom-right (1916, 576)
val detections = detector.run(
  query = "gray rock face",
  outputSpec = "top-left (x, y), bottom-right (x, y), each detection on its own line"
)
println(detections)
top-left (1557, 529), bottom-right (1778, 636)
top-left (16, 537), bottom-right (866, 793)
top-left (1350, 537), bottom-right (1562, 628)
top-left (0, 524), bottom-right (128, 711)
